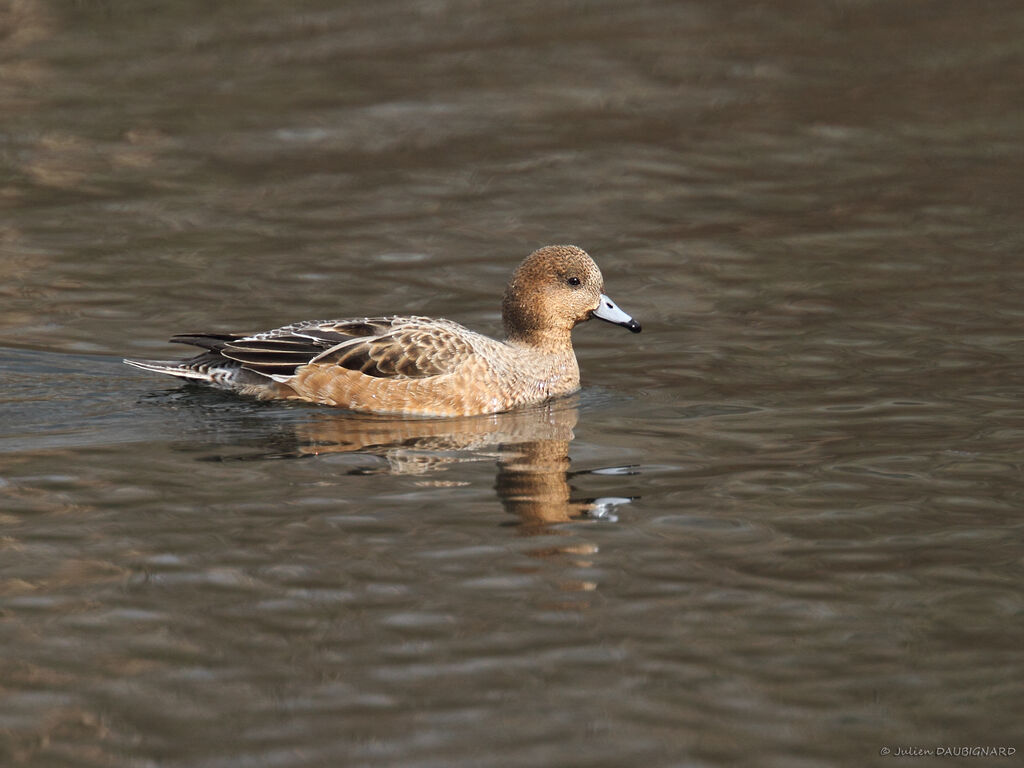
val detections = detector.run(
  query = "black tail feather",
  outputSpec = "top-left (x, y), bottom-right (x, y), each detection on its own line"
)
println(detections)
top-left (169, 332), bottom-right (246, 351)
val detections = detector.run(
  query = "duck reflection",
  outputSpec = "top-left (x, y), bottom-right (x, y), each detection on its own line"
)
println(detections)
top-left (158, 388), bottom-right (636, 596)
top-left (286, 397), bottom-right (633, 533)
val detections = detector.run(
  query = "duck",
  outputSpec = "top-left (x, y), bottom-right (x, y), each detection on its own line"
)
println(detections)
top-left (124, 245), bottom-right (641, 417)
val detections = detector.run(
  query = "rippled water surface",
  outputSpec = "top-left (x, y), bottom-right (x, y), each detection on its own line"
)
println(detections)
top-left (2, 1), bottom-right (1023, 766)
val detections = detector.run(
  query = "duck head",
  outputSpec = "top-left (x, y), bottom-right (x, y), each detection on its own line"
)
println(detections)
top-left (502, 245), bottom-right (641, 347)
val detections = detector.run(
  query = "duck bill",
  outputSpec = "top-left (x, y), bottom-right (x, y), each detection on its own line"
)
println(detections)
top-left (592, 293), bottom-right (642, 333)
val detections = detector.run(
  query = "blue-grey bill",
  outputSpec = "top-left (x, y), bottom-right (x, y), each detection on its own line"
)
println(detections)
top-left (592, 293), bottom-right (642, 333)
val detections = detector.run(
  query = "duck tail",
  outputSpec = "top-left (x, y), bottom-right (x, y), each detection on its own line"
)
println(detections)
top-left (123, 357), bottom-right (217, 382)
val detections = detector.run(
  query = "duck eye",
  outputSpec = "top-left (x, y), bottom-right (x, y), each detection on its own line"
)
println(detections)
top-left (567, 276), bottom-right (581, 287)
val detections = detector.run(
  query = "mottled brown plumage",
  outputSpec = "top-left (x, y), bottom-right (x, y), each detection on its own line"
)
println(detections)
top-left (124, 245), bottom-right (641, 416)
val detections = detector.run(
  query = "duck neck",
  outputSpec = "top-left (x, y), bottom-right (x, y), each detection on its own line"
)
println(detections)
top-left (504, 326), bottom-right (574, 353)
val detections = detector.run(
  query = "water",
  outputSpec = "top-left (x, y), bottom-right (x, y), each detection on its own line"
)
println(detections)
top-left (2, 1), bottom-right (1023, 766)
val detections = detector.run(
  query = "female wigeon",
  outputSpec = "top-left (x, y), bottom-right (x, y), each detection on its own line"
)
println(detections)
top-left (124, 245), bottom-right (641, 417)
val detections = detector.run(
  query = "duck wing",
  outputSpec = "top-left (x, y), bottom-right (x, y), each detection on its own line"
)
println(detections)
top-left (173, 317), bottom-right (475, 379)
